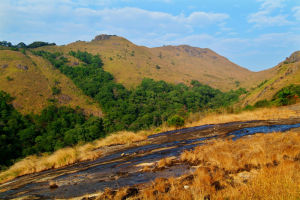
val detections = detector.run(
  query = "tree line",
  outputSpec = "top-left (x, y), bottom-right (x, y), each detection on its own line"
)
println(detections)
top-left (0, 91), bottom-right (105, 168)
top-left (0, 41), bottom-right (56, 49)
top-left (33, 50), bottom-right (246, 132)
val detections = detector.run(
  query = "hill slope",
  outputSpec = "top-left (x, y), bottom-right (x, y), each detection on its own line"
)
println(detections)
top-left (0, 50), bottom-right (102, 116)
top-left (242, 51), bottom-right (300, 106)
top-left (41, 35), bottom-right (276, 91)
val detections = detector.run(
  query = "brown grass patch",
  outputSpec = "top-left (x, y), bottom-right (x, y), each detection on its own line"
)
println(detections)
top-left (0, 106), bottom-right (298, 185)
top-left (186, 106), bottom-right (298, 128)
top-left (103, 130), bottom-right (300, 200)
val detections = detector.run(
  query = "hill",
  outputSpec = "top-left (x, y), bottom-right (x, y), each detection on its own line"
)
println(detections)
top-left (242, 51), bottom-right (300, 106)
top-left (0, 50), bottom-right (102, 116)
top-left (40, 34), bottom-right (275, 91)
top-left (1, 35), bottom-right (299, 113)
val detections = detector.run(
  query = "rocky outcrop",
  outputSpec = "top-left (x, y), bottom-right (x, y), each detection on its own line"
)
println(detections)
top-left (16, 64), bottom-right (28, 70)
top-left (1, 64), bottom-right (8, 69)
top-left (92, 34), bottom-right (116, 41)
top-left (57, 94), bottom-right (72, 104)
top-left (284, 51), bottom-right (300, 64)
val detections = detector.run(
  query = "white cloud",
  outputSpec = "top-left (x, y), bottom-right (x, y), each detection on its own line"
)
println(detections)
top-left (258, 0), bottom-right (286, 10)
top-left (248, 0), bottom-right (291, 27)
top-left (248, 11), bottom-right (291, 26)
top-left (0, 1), bottom-right (229, 44)
top-left (292, 6), bottom-right (300, 21)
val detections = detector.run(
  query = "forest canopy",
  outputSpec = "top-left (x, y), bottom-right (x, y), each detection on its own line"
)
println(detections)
top-left (1, 49), bottom-right (246, 168)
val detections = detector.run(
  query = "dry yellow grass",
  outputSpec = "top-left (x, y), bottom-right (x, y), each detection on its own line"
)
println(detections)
top-left (0, 144), bottom-right (101, 183)
top-left (0, 131), bottom-right (148, 184)
top-left (106, 130), bottom-right (300, 200)
top-left (93, 131), bottom-right (147, 148)
top-left (41, 36), bottom-right (273, 91)
top-left (186, 106), bottom-right (298, 128)
top-left (215, 161), bottom-right (300, 200)
top-left (1, 106), bottom-right (297, 184)
top-left (243, 60), bottom-right (300, 106)
top-left (0, 50), bottom-right (102, 115)
top-left (180, 131), bottom-right (300, 171)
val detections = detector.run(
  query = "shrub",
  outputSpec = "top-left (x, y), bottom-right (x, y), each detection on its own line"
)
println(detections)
top-left (167, 115), bottom-right (185, 128)
top-left (254, 99), bottom-right (270, 108)
top-left (272, 85), bottom-right (300, 106)
top-left (51, 86), bottom-right (61, 95)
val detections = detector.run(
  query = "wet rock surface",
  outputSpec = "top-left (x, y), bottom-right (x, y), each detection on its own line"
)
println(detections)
top-left (1, 118), bottom-right (300, 199)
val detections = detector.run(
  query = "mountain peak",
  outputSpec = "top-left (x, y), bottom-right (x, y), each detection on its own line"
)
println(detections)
top-left (92, 34), bottom-right (117, 41)
top-left (284, 51), bottom-right (300, 64)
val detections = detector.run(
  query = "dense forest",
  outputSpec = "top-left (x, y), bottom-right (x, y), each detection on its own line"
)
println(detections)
top-left (0, 91), bottom-right (105, 168)
top-left (33, 50), bottom-right (246, 132)
top-left (1, 49), bottom-right (246, 168)
top-left (0, 41), bottom-right (56, 49)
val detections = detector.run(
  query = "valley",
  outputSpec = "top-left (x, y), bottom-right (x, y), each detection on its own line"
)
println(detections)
top-left (0, 35), bottom-right (299, 200)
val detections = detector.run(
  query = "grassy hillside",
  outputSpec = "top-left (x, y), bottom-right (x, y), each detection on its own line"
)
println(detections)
top-left (242, 51), bottom-right (300, 106)
top-left (0, 50), bottom-right (102, 116)
top-left (40, 35), bottom-right (276, 91)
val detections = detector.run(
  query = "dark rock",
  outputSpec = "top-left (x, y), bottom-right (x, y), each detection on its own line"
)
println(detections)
top-left (284, 51), bottom-right (300, 64)
top-left (49, 181), bottom-right (58, 189)
top-left (1, 64), bottom-right (8, 69)
top-left (121, 187), bottom-right (139, 200)
top-left (97, 188), bottom-right (116, 200)
top-left (294, 153), bottom-right (300, 161)
top-left (273, 160), bottom-right (279, 166)
top-left (180, 174), bottom-right (194, 185)
top-left (16, 64), bottom-right (28, 70)
top-left (72, 62), bottom-right (79, 66)
top-left (81, 196), bottom-right (96, 200)
top-left (92, 34), bottom-right (116, 41)
top-left (58, 94), bottom-right (72, 104)
top-left (211, 181), bottom-right (224, 191)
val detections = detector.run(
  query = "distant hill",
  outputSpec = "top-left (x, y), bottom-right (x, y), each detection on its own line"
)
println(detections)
top-left (1, 34), bottom-right (298, 114)
top-left (242, 51), bottom-right (300, 106)
top-left (0, 50), bottom-right (102, 116)
top-left (40, 34), bottom-right (276, 91)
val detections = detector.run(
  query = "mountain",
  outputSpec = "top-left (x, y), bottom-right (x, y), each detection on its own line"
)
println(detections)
top-left (242, 51), bottom-right (300, 106)
top-left (1, 34), bottom-right (298, 114)
top-left (0, 50), bottom-right (102, 116)
top-left (39, 34), bottom-right (275, 91)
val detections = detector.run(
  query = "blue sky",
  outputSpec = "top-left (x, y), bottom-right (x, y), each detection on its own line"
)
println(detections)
top-left (1, 0), bottom-right (300, 71)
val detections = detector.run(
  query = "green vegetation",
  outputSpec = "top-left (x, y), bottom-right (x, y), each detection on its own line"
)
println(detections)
top-left (0, 50), bottom-right (247, 169)
top-left (257, 80), bottom-right (268, 88)
top-left (33, 50), bottom-right (246, 132)
top-left (0, 41), bottom-right (55, 49)
top-left (245, 84), bottom-right (300, 109)
top-left (254, 99), bottom-right (271, 108)
top-left (6, 76), bottom-right (13, 81)
top-left (27, 41), bottom-right (56, 48)
top-left (167, 115), bottom-right (185, 128)
top-left (0, 91), bottom-right (105, 168)
top-left (51, 86), bottom-right (61, 95)
top-left (272, 84), bottom-right (300, 106)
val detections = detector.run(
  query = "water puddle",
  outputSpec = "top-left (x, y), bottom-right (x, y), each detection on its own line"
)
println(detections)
top-left (229, 123), bottom-right (300, 140)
